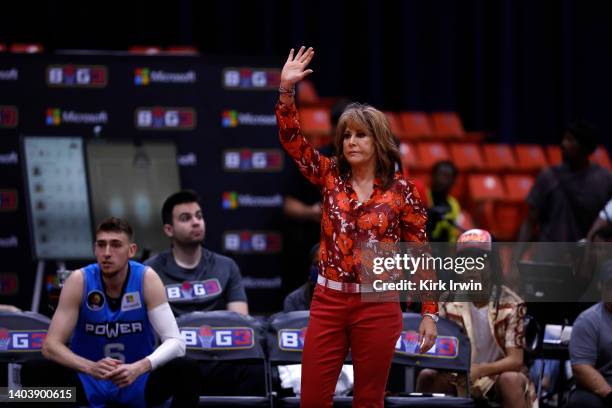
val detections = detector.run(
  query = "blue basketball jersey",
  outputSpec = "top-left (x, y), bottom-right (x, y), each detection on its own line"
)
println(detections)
top-left (71, 260), bottom-right (155, 407)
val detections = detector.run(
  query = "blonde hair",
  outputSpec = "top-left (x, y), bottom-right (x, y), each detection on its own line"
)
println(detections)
top-left (334, 103), bottom-right (401, 188)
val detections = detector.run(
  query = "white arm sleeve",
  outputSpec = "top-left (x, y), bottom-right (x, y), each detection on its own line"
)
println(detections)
top-left (146, 302), bottom-right (186, 370)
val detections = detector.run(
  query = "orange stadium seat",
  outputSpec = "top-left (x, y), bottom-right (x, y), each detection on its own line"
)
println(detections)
top-left (415, 142), bottom-right (450, 170)
top-left (399, 142), bottom-right (420, 170)
top-left (514, 144), bottom-right (548, 173)
top-left (398, 112), bottom-right (433, 140)
top-left (591, 146), bottom-right (611, 169)
top-left (165, 46), bottom-right (199, 55)
top-left (384, 112), bottom-right (405, 139)
top-left (128, 46), bottom-right (162, 55)
top-left (546, 145), bottom-right (562, 166)
top-left (468, 174), bottom-right (505, 201)
top-left (430, 112), bottom-right (465, 139)
top-left (297, 80), bottom-right (320, 105)
top-left (10, 43), bottom-right (43, 53)
top-left (503, 174), bottom-right (534, 202)
top-left (449, 143), bottom-right (485, 171)
top-left (482, 144), bottom-right (516, 172)
top-left (487, 174), bottom-right (535, 240)
top-left (299, 107), bottom-right (332, 147)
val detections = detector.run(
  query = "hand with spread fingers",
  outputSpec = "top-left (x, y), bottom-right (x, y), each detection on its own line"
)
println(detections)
top-left (279, 46), bottom-right (315, 99)
top-left (418, 315), bottom-right (438, 353)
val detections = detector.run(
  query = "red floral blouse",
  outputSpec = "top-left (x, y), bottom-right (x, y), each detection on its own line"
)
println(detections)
top-left (276, 102), bottom-right (437, 314)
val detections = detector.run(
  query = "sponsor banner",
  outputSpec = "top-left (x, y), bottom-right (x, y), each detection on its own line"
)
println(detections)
top-left (278, 328), bottom-right (308, 351)
top-left (0, 106), bottom-right (18, 128)
top-left (222, 67), bottom-right (281, 90)
top-left (46, 65), bottom-right (108, 88)
top-left (45, 108), bottom-right (108, 126)
top-left (222, 192), bottom-right (282, 209)
top-left (222, 110), bottom-right (276, 127)
top-left (0, 190), bottom-right (18, 212)
top-left (0, 235), bottom-right (18, 248)
top-left (177, 153), bottom-right (197, 167)
top-left (134, 67), bottom-right (197, 86)
top-left (222, 230), bottom-right (282, 254)
top-left (395, 331), bottom-right (459, 358)
top-left (135, 107), bottom-right (196, 130)
top-left (0, 68), bottom-right (18, 81)
top-left (0, 273), bottom-right (18, 296)
top-left (0, 151), bottom-right (18, 165)
top-left (223, 149), bottom-right (283, 172)
top-left (181, 326), bottom-right (254, 350)
top-left (0, 329), bottom-right (46, 352)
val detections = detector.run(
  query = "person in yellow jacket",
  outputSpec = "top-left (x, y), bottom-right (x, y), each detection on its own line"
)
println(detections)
top-left (426, 160), bottom-right (461, 243)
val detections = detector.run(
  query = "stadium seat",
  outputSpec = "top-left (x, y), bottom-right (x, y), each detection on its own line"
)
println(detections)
top-left (399, 142), bottom-right (420, 171)
top-left (9, 43), bottom-right (43, 53)
top-left (385, 112), bottom-right (406, 139)
top-left (165, 46), bottom-right (199, 55)
top-left (128, 46), bottom-right (162, 55)
top-left (384, 313), bottom-right (475, 407)
top-left (467, 174), bottom-right (505, 201)
top-left (449, 143), bottom-right (485, 172)
top-left (430, 112), bottom-right (465, 140)
top-left (482, 144), bottom-right (516, 172)
top-left (298, 107), bottom-right (331, 136)
top-left (514, 144), bottom-right (548, 173)
top-left (502, 174), bottom-right (534, 203)
top-left (296, 80), bottom-right (337, 108)
top-left (415, 143), bottom-right (450, 171)
top-left (266, 311), bottom-right (352, 407)
top-left (399, 112), bottom-right (434, 140)
top-left (176, 311), bottom-right (270, 407)
top-left (545, 145), bottom-right (562, 166)
top-left (591, 145), bottom-right (611, 169)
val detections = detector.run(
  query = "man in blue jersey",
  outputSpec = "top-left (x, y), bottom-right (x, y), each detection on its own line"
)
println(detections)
top-left (33, 217), bottom-right (199, 407)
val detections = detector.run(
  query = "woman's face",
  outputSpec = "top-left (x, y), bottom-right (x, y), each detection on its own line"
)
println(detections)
top-left (342, 124), bottom-right (376, 169)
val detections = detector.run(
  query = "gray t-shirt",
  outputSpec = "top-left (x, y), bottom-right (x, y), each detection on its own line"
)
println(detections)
top-left (569, 302), bottom-right (612, 384)
top-left (144, 247), bottom-right (247, 316)
top-left (527, 163), bottom-right (612, 242)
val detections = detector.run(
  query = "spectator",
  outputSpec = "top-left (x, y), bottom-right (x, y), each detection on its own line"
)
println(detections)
top-left (416, 229), bottom-right (536, 407)
top-left (568, 260), bottom-right (612, 408)
top-left (145, 190), bottom-right (248, 316)
top-left (519, 121), bottom-right (612, 243)
top-left (283, 244), bottom-right (319, 312)
top-left (587, 198), bottom-right (612, 242)
top-left (425, 160), bottom-right (461, 243)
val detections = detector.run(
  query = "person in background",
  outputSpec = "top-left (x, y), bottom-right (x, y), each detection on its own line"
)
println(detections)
top-left (283, 244), bottom-right (319, 312)
top-left (568, 260), bottom-right (612, 408)
top-left (426, 160), bottom-right (461, 243)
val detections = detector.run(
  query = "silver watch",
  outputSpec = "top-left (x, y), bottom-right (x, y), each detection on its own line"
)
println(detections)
top-left (423, 313), bottom-right (439, 323)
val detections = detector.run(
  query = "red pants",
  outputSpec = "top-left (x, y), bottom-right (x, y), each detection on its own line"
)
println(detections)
top-left (300, 285), bottom-right (402, 408)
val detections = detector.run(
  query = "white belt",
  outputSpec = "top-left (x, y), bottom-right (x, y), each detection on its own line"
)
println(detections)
top-left (317, 275), bottom-right (374, 293)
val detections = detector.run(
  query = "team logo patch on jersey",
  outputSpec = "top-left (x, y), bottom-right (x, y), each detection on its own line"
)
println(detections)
top-left (121, 291), bottom-right (142, 311)
top-left (86, 290), bottom-right (105, 311)
top-left (165, 279), bottom-right (222, 302)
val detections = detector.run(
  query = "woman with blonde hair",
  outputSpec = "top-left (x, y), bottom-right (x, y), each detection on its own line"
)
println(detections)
top-left (275, 46), bottom-right (438, 407)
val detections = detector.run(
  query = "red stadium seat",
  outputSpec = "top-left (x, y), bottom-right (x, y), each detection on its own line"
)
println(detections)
top-left (514, 144), bottom-right (548, 172)
top-left (546, 145), bottom-right (562, 166)
top-left (431, 112), bottom-right (465, 139)
top-left (385, 112), bottom-right (405, 139)
top-left (399, 142), bottom-right (420, 170)
top-left (415, 142), bottom-right (450, 170)
top-left (591, 146), bottom-right (611, 169)
top-left (503, 175), bottom-right (534, 203)
top-left (128, 46), bottom-right (162, 55)
top-left (299, 107), bottom-right (331, 134)
top-left (398, 112), bottom-right (433, 140)
top-left (491, 202), bottom-right (526, 240)
top-left (482, 144), bottom-right (516, 172)
top-left (10, 43), bottom-right (43, 53)
top-left (449, 143), bottom-right (485, 171)
top-left (297, 80), bottom-right (320, 105)
top-left (468, 174), bottom-right (505, 201)
top-left (165, 46), bottom-right (199, 55)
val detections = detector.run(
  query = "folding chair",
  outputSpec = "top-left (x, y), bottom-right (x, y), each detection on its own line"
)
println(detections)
top-left (385, 313), bottom-right (475, 407)
top-left (266, 311), bottom-right (352, 407)
top-left (0, 311), bottom-right (51, 391)
top-left (176, 311), bottom-right (270, 407)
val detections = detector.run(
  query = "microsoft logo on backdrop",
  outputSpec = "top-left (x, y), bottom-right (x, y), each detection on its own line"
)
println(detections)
top-left (46, 108), bottom-right (108, 126)
top-left (134, 67), bottom-right (196, 86)
top-left (222, 191), bottom-right (283, 209)
top-left (221, 110), bottom-right (276, 128)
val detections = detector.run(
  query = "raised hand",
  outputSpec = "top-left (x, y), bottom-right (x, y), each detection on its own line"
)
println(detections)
top-left (280, 46), bottom-right (315, 90)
